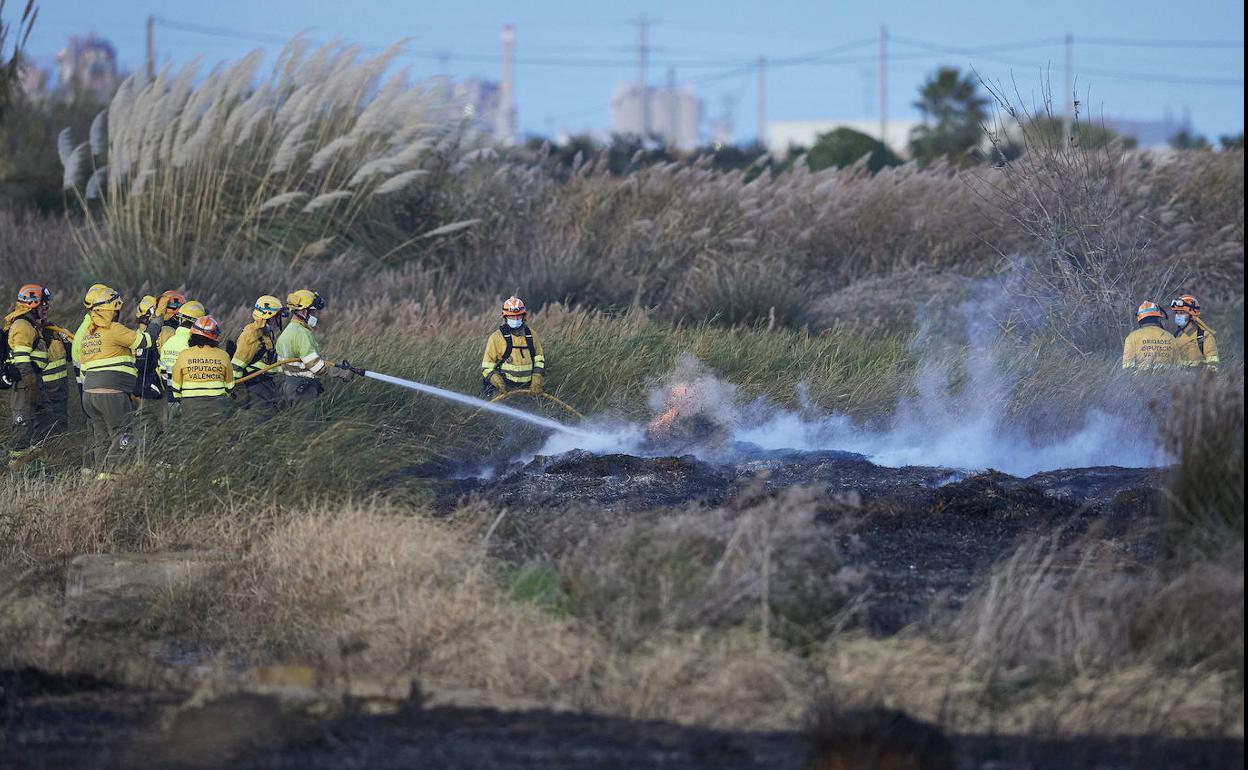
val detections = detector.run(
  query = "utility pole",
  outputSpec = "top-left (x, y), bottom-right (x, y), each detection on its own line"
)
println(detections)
top-left (666, 66), bottom-right (677, 147)
top-left (633, 14), bottom-right (651, 138)
top-left (756, 55), bottom-right (766, 148)
top-left (145, 15), bottom-right (155, 81)
top-left (498, 24), bottom-right (515, 146)
top-left (1063, 33), bottom-right (1073, 145)
top-left (878, 24), bottom-right (887, 148)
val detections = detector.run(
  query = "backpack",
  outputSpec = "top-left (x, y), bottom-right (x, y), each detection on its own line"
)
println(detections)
top-left (0, 326), bottom-right (22, 389)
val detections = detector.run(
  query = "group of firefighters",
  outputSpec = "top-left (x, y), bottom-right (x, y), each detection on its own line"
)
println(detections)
top-left (4, 282), bottom-right (545, 478)
top-left (1122, 294), bottom-right (1220, 370)
top-left (4, 283), bottom-right (340, 477)
top-left (2, 278), bottom-right (1220, 477)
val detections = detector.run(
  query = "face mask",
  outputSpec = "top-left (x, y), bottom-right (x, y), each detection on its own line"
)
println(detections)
top-left (507, 318), bottom-right (524, 329)
top-left (306, 315), bottom-right (318, 328)
top-left (1175, 314), bottom-right (1188, 328)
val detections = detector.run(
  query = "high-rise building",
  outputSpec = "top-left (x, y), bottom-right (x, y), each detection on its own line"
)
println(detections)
top-left (445, 76), bottom-right (520, 145)
top-left (609, 82), bottom-right (703, 149)
top-left (56, 33), bottom-right (118, 99)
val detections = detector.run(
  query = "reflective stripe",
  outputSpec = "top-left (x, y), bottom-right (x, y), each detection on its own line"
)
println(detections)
top-left (300, 353), bottom-right (326, 374)
top-left (174, 382), bottom-right (232, 398)
top-left (82, 354), bottom-right (139, 376)
top-left (9, 344), bottom-right (34, 364)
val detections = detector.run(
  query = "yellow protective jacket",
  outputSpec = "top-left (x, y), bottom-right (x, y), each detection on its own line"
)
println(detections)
top-left (79, 307), bottom-right (155, 391)
top-left (1173, 321), bottom-right (1219, 369)
top-left (40, 331), bottom-right (69, 384)
top-left (171, 345), bottom-right (234, 399)
top-left (481, 324), bottom-right (545, 387)
top-left (4, 313), bottom-right (43, 382)
top-left (232, 318), bottom-right (278, 379)
top-left (1122, 323), bottom-right (1177, 370)
top-left (71, 314), bottom-right (91, 384)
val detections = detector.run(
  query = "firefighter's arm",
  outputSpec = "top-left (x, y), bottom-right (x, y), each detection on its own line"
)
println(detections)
top-left (481, 332), bottom-right (506, 389)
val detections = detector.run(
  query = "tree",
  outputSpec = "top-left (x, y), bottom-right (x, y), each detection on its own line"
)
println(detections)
top-left (1169, 130), bottom-right (1211, 150)
top-left (807, 127), bottom-right (901, 173)
top-left (0, 0), bottom-right (36, 119)
top-left (908, 67), bottom-right (988, 166)
top-left (1219, 133), bottom-right (1244, 151)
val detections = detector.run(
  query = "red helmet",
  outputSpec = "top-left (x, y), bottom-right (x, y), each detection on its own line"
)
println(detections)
top-left (501, 296), bottom-right (527, 318)
top-left (1136, 301), bottom-right (1166, 322)
top-left (190, 315), bottom-right (222, 341)
top-left (1169, 294), bottom-right (1201, 317)
top-left (17, 284), bottom-right (51, 310)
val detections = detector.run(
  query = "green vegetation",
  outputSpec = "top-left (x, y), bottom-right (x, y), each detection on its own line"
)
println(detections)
top-left (909, 66), bottom-right (989, 166)
top-left (807, 127), bottom-right (901, 173)
top-left (0, 36), bottom-right (1243, 748)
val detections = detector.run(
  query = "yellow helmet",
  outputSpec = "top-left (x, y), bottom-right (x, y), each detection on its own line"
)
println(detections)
top-left (83, 283), bottom-right (111, 308)
top-left (136, 294), bottom-right (158, 319)
top-left (176, 300), bottom-right (207, 323)
top-left (84, 284), bottom-right (122, 311)
top-left (253, 295), bottom-right (284, 321)
top-left (287, 289), bottom-right (324, 312)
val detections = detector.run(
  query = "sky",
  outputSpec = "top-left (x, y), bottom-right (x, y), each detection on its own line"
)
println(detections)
top-left (18, 0), bottom-right (1246, 144)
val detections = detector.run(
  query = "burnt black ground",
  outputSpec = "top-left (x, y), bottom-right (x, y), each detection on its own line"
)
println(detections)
top-left (2, 669), bottom-right (1241, 770)
top-left (443, 446), bottom-right (1164, 631)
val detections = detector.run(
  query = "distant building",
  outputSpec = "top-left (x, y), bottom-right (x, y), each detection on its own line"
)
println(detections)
top-left (1103, 113), bottom-right (1190, 149)
top-left (56, 32), bottom-right (119, 99)
top-left (441, 77), bottom-right (518, 144)
top-left (610, 82), bottom-right (703, 149)
top-left (765, 119), bottom-right (921, 157)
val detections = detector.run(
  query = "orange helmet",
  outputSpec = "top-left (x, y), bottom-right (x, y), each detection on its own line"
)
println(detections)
top-left (160, 290), bottom-right (186, 317)
top-left (190, 315), bottom-right (222, 342)
top-left (17, 284), bottom-right (51, 310)
top-left (1136, 301), bottom-right (1166, 322)
top-left (1169, 294), bottom-right (1201, 317)
top-left (501, 296), bottom-right (527, 318)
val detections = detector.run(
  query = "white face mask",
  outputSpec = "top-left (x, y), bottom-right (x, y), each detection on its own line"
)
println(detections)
top-left (1175, 314), bottom-right (1188, 328)
top-left (506, 318), bottom-right (524, 329)
top-left (306, 314), bottom-right (318, 328)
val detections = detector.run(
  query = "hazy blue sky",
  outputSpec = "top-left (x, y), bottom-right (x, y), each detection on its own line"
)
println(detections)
top-left (20, 0), bottom-right (1245, 142)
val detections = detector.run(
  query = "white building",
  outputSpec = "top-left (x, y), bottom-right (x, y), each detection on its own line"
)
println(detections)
top-left (765, 119), bottom-right (921, 156)
top-left (56, 33), bottom-right (118, 99)
top-left (1103, 114), bottom-right (1190, 149)
top-left (609, 82), bottom-right (703, 149)
top-left (446, 77), bottom-right (515, 144)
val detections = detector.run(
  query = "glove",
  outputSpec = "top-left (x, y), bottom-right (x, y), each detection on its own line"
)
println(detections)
top-left (489, 373), bottom-right (506, 392)
top-left (155, 295), bottom-right (171, 317)
top-left (329, 366), bottom-right (356, 382)
top-left (528, 374), bottom-right (543, 394)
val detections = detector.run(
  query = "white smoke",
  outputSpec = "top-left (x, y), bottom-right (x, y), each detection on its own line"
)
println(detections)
top-left (533, 280), bottom-right (1165, 477)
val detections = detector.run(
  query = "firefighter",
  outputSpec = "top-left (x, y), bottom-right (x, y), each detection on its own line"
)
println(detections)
top-left (4, 284), bottom-right (52, 461)
top-left (171, 316), bottom-right (235, 422)
top-left (232, 295), bottom-right (285, 411)
top-left (78, 285), bottom-right (162, 478)
top-left (480, 296), bottom-right (545, 398)
top-left (1122, 301), bottom-right (1177, 370)
top-left (275, 289), bottom-right (353, 410)
top-left (1170, 295), bottom-right (1219, 370)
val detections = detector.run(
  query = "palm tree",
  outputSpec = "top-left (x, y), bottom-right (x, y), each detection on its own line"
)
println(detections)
top-left (908, 67), bottom-right (988, 167)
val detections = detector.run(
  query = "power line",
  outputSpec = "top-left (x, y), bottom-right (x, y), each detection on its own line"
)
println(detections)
top-left (892, 35), bottom-right (1244, 88)
top-left (1077, 37), bottom-right (1244, 49)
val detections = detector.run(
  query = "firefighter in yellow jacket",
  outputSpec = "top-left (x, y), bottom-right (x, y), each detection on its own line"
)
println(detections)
top-left (78, 285), bottom-right (162, 478)
top-left (4, 284), bottom-right (53, 461)
top-left (231, 295), bottom-right (285, 411)
top-left (1122, 301), bottom-right (1177, 370)
top-left (1169, 295), bottom-right (1219, 370)
top-left (157, 300), bottom-right (207, 420)
top-left (481, 296), bottom-right (545, 397)
top-left (171, 316), bottom-right (234, 421)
